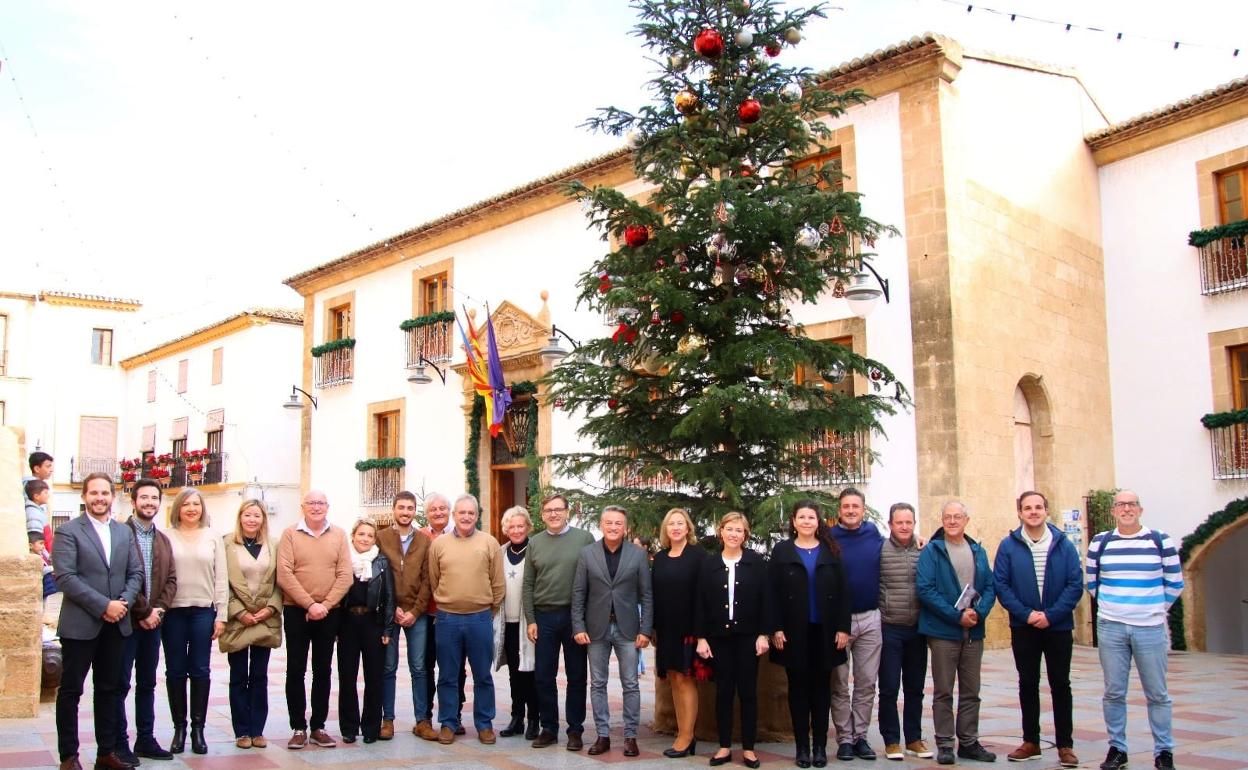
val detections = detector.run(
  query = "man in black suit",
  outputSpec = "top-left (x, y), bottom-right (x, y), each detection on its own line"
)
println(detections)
top-left (52, 473), bottom-right (144, 770)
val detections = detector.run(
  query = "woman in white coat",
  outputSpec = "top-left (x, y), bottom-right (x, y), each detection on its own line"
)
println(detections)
top-left (493, 506), bottom-right (538, 740)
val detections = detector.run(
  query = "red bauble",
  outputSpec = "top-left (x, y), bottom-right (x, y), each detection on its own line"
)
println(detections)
top-left (624, 224), bottom-right (650, 248)
top-left (694, 28), bottom-right (725, 59)
top-left (670, 310), bottom-right (685, 323)
top-left (598, 279), bottom-right (611, 294)
top-left (738, 99), bottom-right (762, 124)
top-left (765, 42), bottom-right (782, 57)
top-left (738, 163), bottom-right (754, 177)
top-left (608, 398), bottom-right (620, 410)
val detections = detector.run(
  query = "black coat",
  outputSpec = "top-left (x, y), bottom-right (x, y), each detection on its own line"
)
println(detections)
top-left (767, 539), bottom-right (852, 671)
top-left (694, 549), bottom-right (771, 638)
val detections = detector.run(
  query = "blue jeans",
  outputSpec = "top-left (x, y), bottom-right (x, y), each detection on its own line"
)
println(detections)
top-left (588, 621), bottom-right (640, 738)
top-left (228, 646), bottom-right (271, 739)
top-left (116, 624), bottom-right (162, 748)
top-left (878, 623), bottom-right (927, 745)
top-left (383, 614), bottom-right (428, 722)
top-left (435, 609), bottom-right (495, 732)
top-left (1097, 619), bottom-right (1172, 754)
top-left (162, 607), bottom-right (216, 681)
top-left (534, 607), bottom-right (587, 735)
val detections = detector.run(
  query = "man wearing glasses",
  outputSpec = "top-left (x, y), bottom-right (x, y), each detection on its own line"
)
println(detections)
top-left (1086, 491), bottom-right (1183, 770)
top-left (523, 494), bottom-right (595, 750)
top-left (915, 501), bottom-right (997, 765)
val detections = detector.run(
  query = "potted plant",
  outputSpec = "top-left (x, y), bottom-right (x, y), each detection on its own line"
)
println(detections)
top-left (121, 471), bottom-right (137, 494)
top-left (150, 467), bottom-right (171, 488)
top-left (186, 462), bottom-right (205, 485)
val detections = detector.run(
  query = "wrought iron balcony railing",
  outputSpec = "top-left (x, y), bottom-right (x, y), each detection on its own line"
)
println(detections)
top-left (1196, 235), bottom-right (1248, 295)
top-left (1209, 424), bottom-right (1248, 479)
top-left (70, 456), bottom-right (121, 483)
top-left (315, 346), bottom-right (354, 388)
top-left (359, 466), bottom-right (403, 507)
top-left (405, 318), bottom-right (454, 366)
top-left (780, 428), bottom-right (870, 488)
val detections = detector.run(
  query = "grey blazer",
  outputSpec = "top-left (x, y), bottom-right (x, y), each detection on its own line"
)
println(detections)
top-left (571, 541), bottom-right (654, 641)
top-left (52, 514), bottom-right (144, 640)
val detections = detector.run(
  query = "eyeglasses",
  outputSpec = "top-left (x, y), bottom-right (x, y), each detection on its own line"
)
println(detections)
top-left (941, 514), bottom-right (966, 521)
top-left (1112, 501), bottom-right (1140, 509)
top-left (542, 506), bottom-right (568, 514)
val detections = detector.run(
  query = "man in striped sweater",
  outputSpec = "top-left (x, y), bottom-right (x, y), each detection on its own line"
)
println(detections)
top-left (1085, 490), bottom-right (1184, 770)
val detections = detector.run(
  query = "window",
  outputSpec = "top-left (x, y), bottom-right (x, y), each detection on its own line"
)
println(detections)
top-left (0, 313), bottom-right (8, 376)
top-left (77, 416), bottom-right (117, 480)
top-left (147, 370), bottom-right (157, 402)
top-left (141, 425), bottom-right (156, 453)
top-left (795, 335), bottom-right (855, 398)
top-left (91, 328), bottom-right (113, 365)
top-left (1232, 344), bottom-right (1248, 410)
top-left (177, 360), bottom-right (188, 393)
top-left (329, 304), bottom-right (352, 341)
top-left (0, 400), bottom-right (5, 425)
top-left (1218, 166), bottom-right (1248, 224)
top-left (375, 410), bottom-right (400, 458)
top-left (793, 148), bottom-right (844, 192)
top-left (421, 272), bottom-right (450, 315)
top-left (211, 347), bottom-right (223, 385)
top-left (206, 428), bottom-right (223, 456)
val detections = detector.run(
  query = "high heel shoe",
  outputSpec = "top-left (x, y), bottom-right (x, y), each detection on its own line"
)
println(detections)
top-left (709, 750), bottom-right (733, 767)
top-left (664, 739), bottom-right (698, 758)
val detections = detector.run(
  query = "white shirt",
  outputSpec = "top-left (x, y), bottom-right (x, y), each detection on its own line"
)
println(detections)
top-left (723, 554), bottom-right (741, 621)
top-left (88, 515), bottom-right (112, 566)
top-left (296, 518), bottom-right (331, 537)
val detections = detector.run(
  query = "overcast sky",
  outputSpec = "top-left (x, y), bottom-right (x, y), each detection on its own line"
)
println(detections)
top-left (2, 0), bottom-right (1245, 351)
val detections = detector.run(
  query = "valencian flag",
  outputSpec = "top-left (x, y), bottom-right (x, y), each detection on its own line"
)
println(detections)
top-left (458, 306), bottom-right (513, 437)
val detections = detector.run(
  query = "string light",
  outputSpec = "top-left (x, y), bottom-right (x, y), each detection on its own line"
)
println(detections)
top-left (945, 0), bottom-right (1242, 57)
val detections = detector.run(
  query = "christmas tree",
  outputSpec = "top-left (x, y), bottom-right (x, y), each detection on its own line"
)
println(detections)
top-left (546, 0), bottom-right (905, 539)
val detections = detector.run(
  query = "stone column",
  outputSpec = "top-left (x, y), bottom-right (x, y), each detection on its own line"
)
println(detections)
top-left (0, 427), bottom-right (43, 717)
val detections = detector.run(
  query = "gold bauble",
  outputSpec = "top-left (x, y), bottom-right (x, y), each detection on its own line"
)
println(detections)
top-left (675, 89), bottom-right (700, 115)
top-left (677, 332), bottom-right (707, 355)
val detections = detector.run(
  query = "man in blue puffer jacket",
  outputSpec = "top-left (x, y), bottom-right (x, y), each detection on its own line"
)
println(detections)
top-left (916, 500), bottom-right (996, 766)
top-left (993, 491), bottom-right (1083, 768)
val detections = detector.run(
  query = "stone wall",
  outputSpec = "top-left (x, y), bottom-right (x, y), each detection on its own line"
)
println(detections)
top-left (0, 428), bottom-right (44, 717)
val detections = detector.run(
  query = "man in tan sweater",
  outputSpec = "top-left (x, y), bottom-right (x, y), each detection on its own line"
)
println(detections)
top-left (276, 490), bottom-right (352, 750)
top-left (427, 493), bottom-right (505, 745)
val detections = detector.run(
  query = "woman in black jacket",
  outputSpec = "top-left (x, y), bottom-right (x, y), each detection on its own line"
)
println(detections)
top-left (696, 512), bottom-right (770, 769)
top-left (337, 519), bottom-right (397, 744)
top-left (769, 500), bottom-right (851, 769)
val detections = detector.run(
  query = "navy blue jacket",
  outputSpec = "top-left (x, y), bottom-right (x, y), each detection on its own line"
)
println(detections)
top-left (829, 521), bottom-right (884, 613)
top-left (992, 523), bottom-right (1083, 631)
top-left (916, 528), bottom-right (995, 642)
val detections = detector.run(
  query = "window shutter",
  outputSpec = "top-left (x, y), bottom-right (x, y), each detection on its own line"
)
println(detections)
top-left (141, 425), bottom-right (156, 452)
top-left (79, 416), bottom-right (117, 460)
top-left (206, 409), bottom-right (225, 432)
top-left (177, 359), bottom-right (188, 393)
top-left (171, 417), bottom-right (189, 441)
top-left (211, 347), bottom-right (223, 385)
top-left (147, 369), bottom-right (157, 402)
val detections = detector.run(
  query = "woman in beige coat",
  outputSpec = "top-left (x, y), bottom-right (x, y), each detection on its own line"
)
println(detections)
top-left (218, 499), bottom-right (282, 749)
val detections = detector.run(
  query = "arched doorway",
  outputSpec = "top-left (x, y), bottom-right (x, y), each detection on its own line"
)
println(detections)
top-left (1013, 376), bottom-right (1055, 499)
top-left (1182, 508), bottom-right (1248, 653)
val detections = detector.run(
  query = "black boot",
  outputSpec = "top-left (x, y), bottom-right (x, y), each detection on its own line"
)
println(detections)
top-left (189, 679), bottom-right (209, 754)
top-left (167, 678), bottom-right (187, 754)
top-left (500, 717), bottom-right (526, 737)
top-left (525, 719), bottom-right (540, 741)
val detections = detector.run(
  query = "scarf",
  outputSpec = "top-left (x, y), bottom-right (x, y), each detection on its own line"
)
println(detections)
top-left (351, 545), bottom-right (379, 581)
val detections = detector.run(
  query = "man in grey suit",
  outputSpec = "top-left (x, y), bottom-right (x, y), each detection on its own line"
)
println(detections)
top-left (53, 473), bottom-right (144, 770)
top-left (571, 505), bottom-right (653, 758)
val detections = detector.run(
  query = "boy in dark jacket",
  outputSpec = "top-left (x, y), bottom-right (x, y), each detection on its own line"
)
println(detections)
top-left (993, 491), bottom-right (1082, 767)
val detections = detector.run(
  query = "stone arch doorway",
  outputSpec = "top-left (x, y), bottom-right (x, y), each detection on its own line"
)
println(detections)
top-left (1182, 508), bottom-right (1248, 653)
top-left (1014, 375), bottom-right (1055, 500)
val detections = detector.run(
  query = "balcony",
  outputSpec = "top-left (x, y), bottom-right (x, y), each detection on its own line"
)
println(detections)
top-left (313, 340), bottom-right (354, 388)
top-left (403, 315), bottom-right (454, 367)
top-left (1208, 424), bottom-right (1248, 479)
top-left (359, 464), bottom-right (403, 507)
top-left (71, 456), bottom-right (121, 483)
top-left (1191, 221), bottom-right (1248, 295)
top-left (780, 428), bottom-right (870, 488)
top-left (121, 453), bottom-right (230, 490)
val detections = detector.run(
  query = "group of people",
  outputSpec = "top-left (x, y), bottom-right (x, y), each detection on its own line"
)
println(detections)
top-left (47, 472), bottom-right (1185, 770)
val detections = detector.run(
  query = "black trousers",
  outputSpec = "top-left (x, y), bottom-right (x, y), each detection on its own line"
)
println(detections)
top-left (1010, 625), bottom-right (1074, 748)
top-left (423, 613), bottom-right (465, 722)
top-left (284, 606), bottom-right (340, 731)
top-left (58, 624), bottom-right (125, 761)
top-left (337, 612), bottom-right (386, 739)
top-left (710, 634), bottom-right (760, 750)
top-left (504, 622), bottom-right (538, 721)
top-left (786, 623), bottom-right (833, 752)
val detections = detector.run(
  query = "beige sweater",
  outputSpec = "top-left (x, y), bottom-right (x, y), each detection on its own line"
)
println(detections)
top-left (167, 528), bottom-right (229, 622)
top-left (428, 529), bottom-right (505, 614)
top-left (276, 524), bottom-right (352, 609)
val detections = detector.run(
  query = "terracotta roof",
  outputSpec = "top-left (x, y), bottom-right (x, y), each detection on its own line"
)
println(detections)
top-left (1086, 75), bottom-right (1248, 145)
top-left (119, 307), bottom-right (303, 368)
top-left (816, 32), bottom-right (952, 80)
top-left (39, 290), bottom-right (142, 307)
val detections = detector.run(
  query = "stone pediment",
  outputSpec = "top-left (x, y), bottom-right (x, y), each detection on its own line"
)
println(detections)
top-left (449, 293), bottom-right (552, 381)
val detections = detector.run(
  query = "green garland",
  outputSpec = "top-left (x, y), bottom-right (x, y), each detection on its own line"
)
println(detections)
top-left (354, 457), bottom-right (405, 472)
top-left (399, 310), bottom-right (456, 331)
top-left (1165, 497), bottom-right (1248, 651)
top-left (1188, 219), bottom-right (1248, 248)
top-left (311, 337), bottom-right (356, 358)
top-left (464, 381), bottom-right (539, 503)
top-left (1200, 408), bottom-right (1248, 429)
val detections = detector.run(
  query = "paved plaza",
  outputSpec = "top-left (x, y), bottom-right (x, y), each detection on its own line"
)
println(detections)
top-left (7, 644), bottom-right (1247, 769)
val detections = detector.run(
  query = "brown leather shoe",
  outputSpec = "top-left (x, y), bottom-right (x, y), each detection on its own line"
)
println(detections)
top-left (309, 729), bottom-right (336, 748)
top-left (59, 757), bottom-right (83, 770)
top-left (251, 736), bottom-right (268, 748)
top-left (566, 732), bottom-right (584, 752)
top-left (287, 730), bottom-right (307, 750)
top-left (235, 737), bottom-right (253, 749)
top-left (532, 730), bottom-right (558, 748)
top-left (1008, 742), bottom-right (1042, 762)
top-left (588, 736), bottom-right (611, 755)
top-left (1058, 748), bottom-right (1079, 768)
top-left (479, 728), bottom-right (496, 745)
top-left (438, 725), bottom-right (455, 745)
top-left (379, 720), bottom-right (394, 740)
top-left (624, 737), bottom-right (640, 757)
top-left (414, 720), bottom-right (439, 741)
top-left (92, 754), bottom-right (134, 770)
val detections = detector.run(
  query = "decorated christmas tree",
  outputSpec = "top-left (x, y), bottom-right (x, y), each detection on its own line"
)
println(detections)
top-left (546, 0), bottom-right (905, 538)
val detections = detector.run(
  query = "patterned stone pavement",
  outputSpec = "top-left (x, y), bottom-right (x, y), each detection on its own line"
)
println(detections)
top-left (7, 644), bottom-right (1247, 769)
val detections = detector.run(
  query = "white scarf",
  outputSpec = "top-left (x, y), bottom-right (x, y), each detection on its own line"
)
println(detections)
top-left (351, 545), bottom-right (379, 581)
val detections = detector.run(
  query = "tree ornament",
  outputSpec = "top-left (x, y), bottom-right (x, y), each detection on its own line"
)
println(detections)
top-left (784, 27), bottom-right (802, 44)
top-left (608, 398), bottom-right (620, 410)
top-left (598, 271), bottom-right (611, 293)
top-left (869, 367), bottom-right (884, 382)
top-left (797, 225), bottom-right (821, 250)
top-left (673, 250), bottom-right (688, 270)
top-left (675, 89), bottom-right (700, 115)
top-left (715, 201), bottom-right (731, 224)
top-left (750, 264), bottom-right (768, 283)
top-left (735, 264), bottom-right (751, 283)
top-left (832, 278), bottom-right (846, 298)
top-left (738, 98), bottom-right (762, 124)
top-left (822, 362), bottom-right (847, 384)
top-left (677, 332), bottom-right (707, 355)
top-left (829, 214), bottom-right (846, 235)
top-left (624, 224), bottom-right (650, 247)
top-left (650, 309), bottom-right (661, 325)
top-left (735, 30), bottom-right (754, 47)
top-left (668, 53), bottom-right (686, 70)
top-left (781, 82), bottom-right (803, 102)
top-left (712, 261), bottom-right (726, 286)
top-left (694, 28), bottom-right (724, 59)
top-left (670, 310), bottom-right (685, 323)
top-left (764, 41), bottom-right (782, 57)
top-left (625, 128), bottom-right (645, 148)
top-left (612, 323), bottom-right (638, 344)
top-left (737, 162), bottom-right (754, 177)
top-left (732, 0), bottom-right (751, 17)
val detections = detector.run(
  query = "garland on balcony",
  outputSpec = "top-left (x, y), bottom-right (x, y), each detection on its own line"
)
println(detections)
top-left (311, 337), bottom-right (356, 358)
top-left (465, 381), bottom-right (539, 502)
top-left (354, 457), bottom-right (406, 472)
top-left (399, 310), bottom-right (456, 331)
top-left (1188, 219), bottom-right (1248, 248)
top-left (1199, 408), bottom-right (1248, 429)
